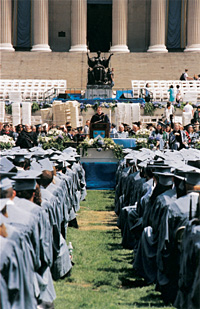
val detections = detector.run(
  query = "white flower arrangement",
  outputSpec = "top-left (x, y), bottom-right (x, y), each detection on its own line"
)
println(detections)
top-left (48, 128), bottom-right (65, 136)
top-left (0, 135), bottom-right (15, 149)
top-left (136, 138), bottom-right (148, 144)
top-left (77, 137), bottom-right (123, 159)
top-left (39, 136), bottom-right (52, 143)
top-left (136, 129), bottom-right (151, 136)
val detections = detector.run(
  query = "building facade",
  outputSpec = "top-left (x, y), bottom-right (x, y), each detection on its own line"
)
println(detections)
top-left (1, 0), bottom-right (200, 53)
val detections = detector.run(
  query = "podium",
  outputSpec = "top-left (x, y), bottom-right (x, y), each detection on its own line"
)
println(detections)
top-left (90, 123), bottom-right (110, 139)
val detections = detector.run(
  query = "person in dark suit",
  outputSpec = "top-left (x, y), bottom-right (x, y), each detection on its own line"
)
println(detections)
top-left (169, 123), bottom-right (188, 150)
top-left (90, 106), bottom-right (110, 124)
top-left (16, 124), bottom-right (38, 149)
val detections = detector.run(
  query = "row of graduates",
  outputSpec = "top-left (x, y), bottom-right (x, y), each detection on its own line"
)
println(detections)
top-left (0, 146), bottom-right (87, 309)
top-left (115, 147), bottom-right (200, 308)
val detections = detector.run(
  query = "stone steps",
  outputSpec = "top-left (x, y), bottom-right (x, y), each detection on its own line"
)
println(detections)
top-left (1, 52), bottom-right (200, 90)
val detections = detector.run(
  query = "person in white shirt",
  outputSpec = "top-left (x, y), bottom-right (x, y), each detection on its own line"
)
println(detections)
top-left (83, 120), bottom-right (90, 135)
top-left (183, 102), bottom-right (194, 117)
top-left (110, 123), bottom-right (117, 135)
top-left (164, 102), bottom-right (174, 124)
top-left (117, 124), bottom-right (129, 138)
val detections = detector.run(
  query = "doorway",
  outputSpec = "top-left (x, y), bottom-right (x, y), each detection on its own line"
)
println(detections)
top-left (87, 3), bottom-right (112, 52)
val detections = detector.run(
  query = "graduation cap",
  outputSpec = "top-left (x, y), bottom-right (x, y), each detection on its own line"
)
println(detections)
top-left (38, 158), bottom-right (54, 172)
top-left (124, 153), bottom-right (134, 160)
top-left (0, 157), bottom-right (15, 172)
top-left (185, 171), bottom-right (200, 186)
top-left (187, 160), bottom-right (200, 169)
top-left (153, 172), bottom-right (174, 186)
top-left (65, 156), bottom-right (76, 162)
top-left (137, 160), bottom-right (148, 168)
top-left (30, 161), bottom-right (43, 172)
top-left (0, 178), bottom-right (14, 191)
top-left (12, 170), bottom-right (42, 191)
top-left (122, 148), bottom-right (132, 154)
top-left (147, 164), bottom-right (172, 173)
top-left (63, 147), bottom-right (76, 154)
top-left (157, 121), bottom-right (167, 128)
top-left (13, 154), bottom-right (26, 164)
top-left (0, 199), bottom-right (9, 212)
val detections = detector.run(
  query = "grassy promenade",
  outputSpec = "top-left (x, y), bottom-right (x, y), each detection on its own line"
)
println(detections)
top-left (54, 190), bottom-right (174, 309)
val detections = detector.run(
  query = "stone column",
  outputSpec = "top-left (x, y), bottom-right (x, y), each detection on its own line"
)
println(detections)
top-left (110, 0), bottom-right (129, 53)
top-left (69, 0), bottom-right (87, 52)
top-left (147, 0), bottom-right (168, 53)
top-left (31, 0), bottom-right (51, 52)
top-left (0, 0), bottom-right (14, 51)
top-left (184, 0), bottom-right (200, 52)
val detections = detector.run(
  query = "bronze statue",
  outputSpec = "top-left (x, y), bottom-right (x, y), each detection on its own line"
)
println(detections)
top-left (87, 51), bottom-right (113, 86)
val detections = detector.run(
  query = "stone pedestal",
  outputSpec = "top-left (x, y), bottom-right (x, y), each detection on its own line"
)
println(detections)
top-left (80, 148), bottom-right (118, 162)
top-left (86, 85), bottom-right (112, 99)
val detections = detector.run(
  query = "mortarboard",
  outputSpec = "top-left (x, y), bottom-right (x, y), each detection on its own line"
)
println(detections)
top-left (12, 170), bottom-right (42, 191)
top-left (0, 157), bottom-right (15, 172)
top-left (38, 158), bottom-right (54, 172)
top-left (157, 121), bottom-right (167, 128)
top-left (147, 165), bottom-right (172, 173)
top-left (187, 160), bottom-right (200, 169)
top-left (0, 178), bottom-right (14, 191)
top-left (0, 198), bottom-right (9, 212)
top-left (13, 154), bottom-right (26, 164)
top-left (30, 161), bottom-right (43, 172)
top-left (153, 172), bottom-right (174, 186)
top-left (185, 171), bottom-right (200, 186)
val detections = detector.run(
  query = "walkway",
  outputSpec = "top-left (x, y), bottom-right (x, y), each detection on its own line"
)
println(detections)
top-left (54, 190), bottom-right (173, 309)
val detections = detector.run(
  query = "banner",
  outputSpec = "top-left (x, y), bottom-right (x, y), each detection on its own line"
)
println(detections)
top-left (17, 0), bottom-right (31, 48)
top-left (167, 0), bottom-right (182, 49)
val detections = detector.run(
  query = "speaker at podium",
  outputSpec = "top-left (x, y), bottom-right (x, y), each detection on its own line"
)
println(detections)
top-left (90, 123), bottom-right (110, 139)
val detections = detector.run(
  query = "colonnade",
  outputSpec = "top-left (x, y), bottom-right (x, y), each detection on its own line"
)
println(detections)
top-left (0, 0), bottom-right (200, 53)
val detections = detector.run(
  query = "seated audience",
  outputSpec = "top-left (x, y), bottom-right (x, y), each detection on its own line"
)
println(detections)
top-left (169, 122), bottom-right (188, 150)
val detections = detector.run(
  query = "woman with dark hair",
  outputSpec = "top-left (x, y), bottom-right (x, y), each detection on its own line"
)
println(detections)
top-left (164, 102), bottom-right (174, 125)
top-left (185, 125), bottom-right (199, 147)
top-left (151, 123), bottom-right (165, 150)
top-left (168, 85), bottom-right (175, 103)
top-left (193, 106), bottom-right (200, 124)
top-left (16, 124), bottom-right (38, 149)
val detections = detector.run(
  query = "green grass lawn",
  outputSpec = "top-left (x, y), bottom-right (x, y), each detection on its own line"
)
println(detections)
top-left (54, 190), bottom-right (174, 309)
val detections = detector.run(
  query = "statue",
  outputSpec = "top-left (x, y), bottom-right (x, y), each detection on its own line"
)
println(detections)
top-left (87, 51), bottom-right (113, 86)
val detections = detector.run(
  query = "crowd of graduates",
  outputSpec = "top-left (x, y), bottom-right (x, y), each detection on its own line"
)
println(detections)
top-left (0, 146), bottom-right (86, 308)
top-left (115, 147), bottom-right (200, 308)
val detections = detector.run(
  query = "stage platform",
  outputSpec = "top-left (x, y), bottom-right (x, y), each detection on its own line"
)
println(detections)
top-left (82, 162), bottom-right (118, 190)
